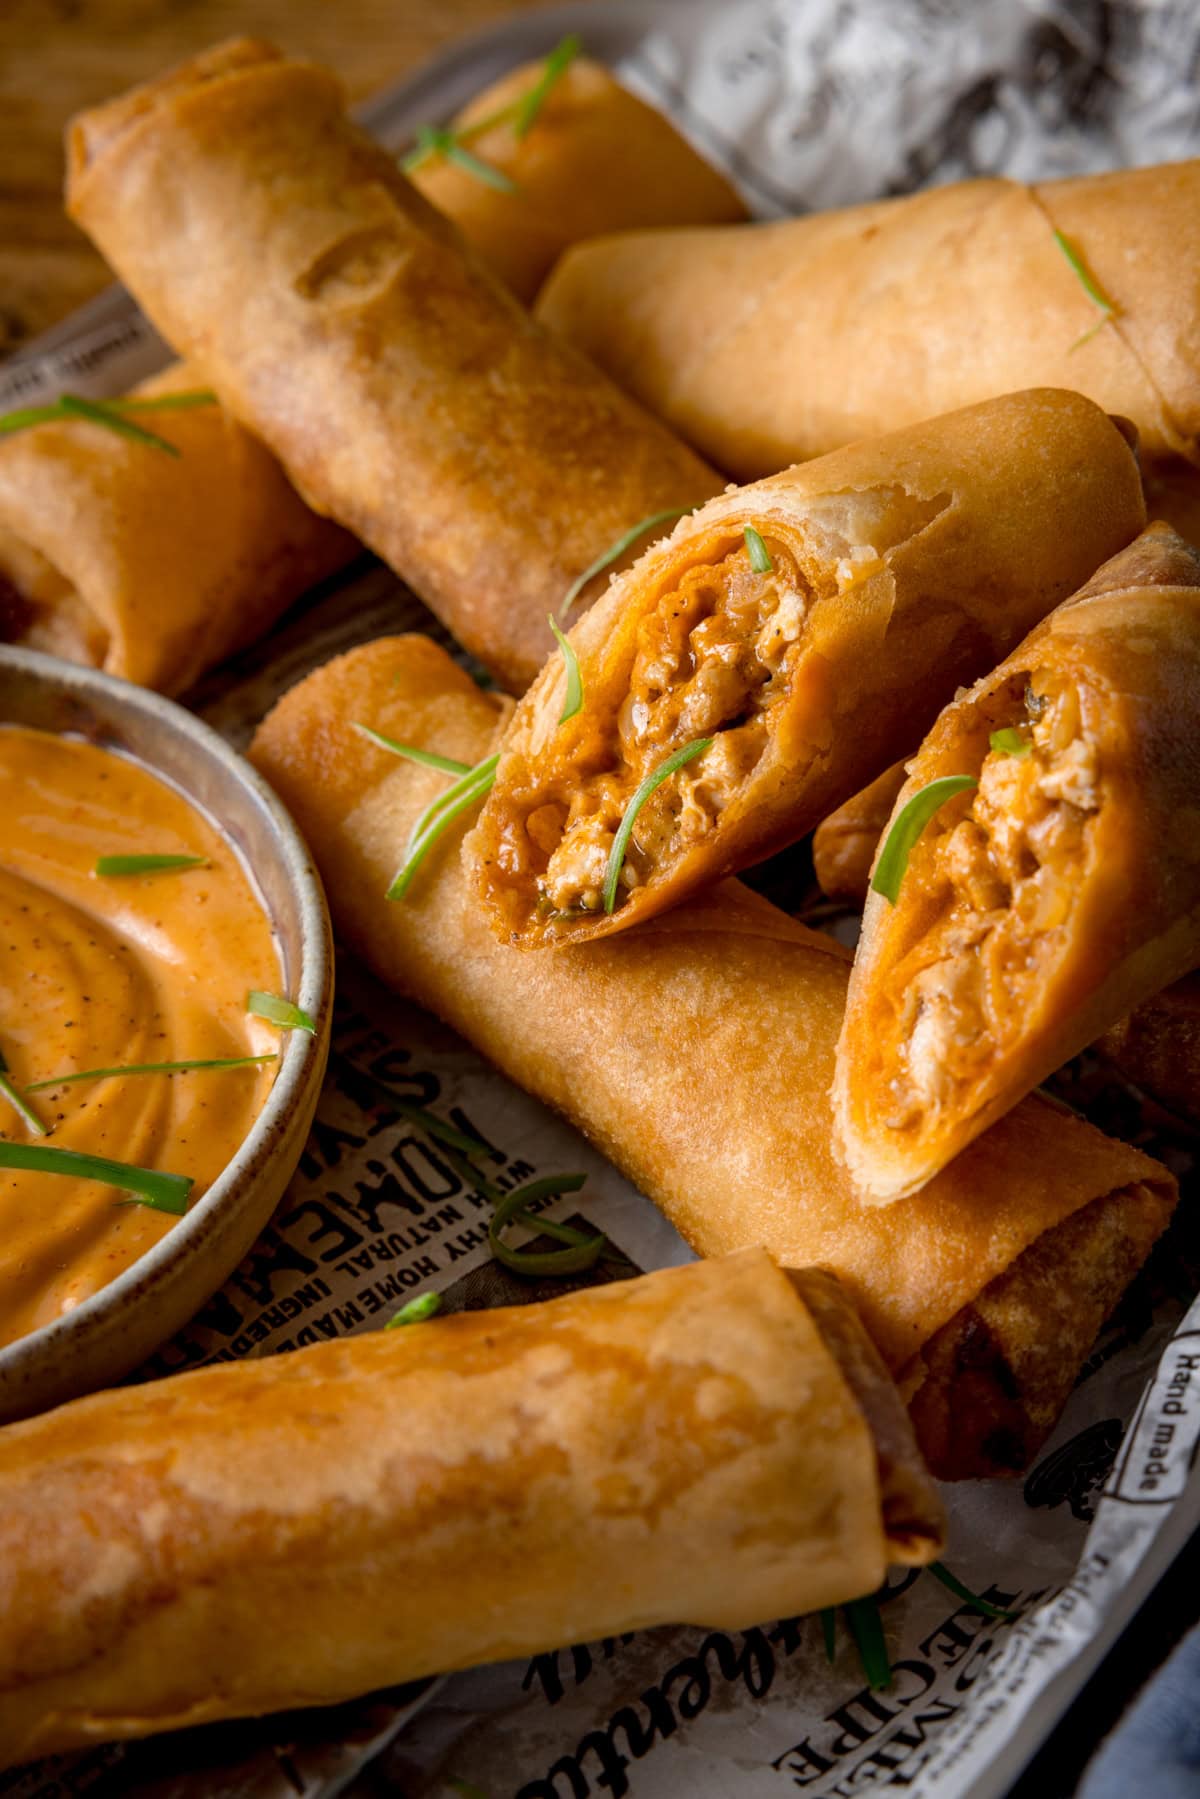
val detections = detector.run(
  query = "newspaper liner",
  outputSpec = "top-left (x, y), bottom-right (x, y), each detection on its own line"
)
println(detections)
top-left (3, 1), bottom-right (1200, 1794)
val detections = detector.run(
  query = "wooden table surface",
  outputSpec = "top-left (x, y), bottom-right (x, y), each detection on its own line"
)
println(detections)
top-left (0, 0), bottom-right (581, 358)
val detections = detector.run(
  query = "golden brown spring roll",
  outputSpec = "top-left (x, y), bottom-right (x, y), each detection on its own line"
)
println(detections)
top-left (248, 635), bottom-right (1176, 1479)
top-left (536, 161), bottom-right (1200, 535)
top-left (0, 363), bottom-right (354, 694)
top-left (1, 53), bottom-right (739, 694)
top-left (813, 761), bottom-right (909, 904)
top-left (0, 1251), bottom-right (944, 1768)
top-left (834, 524), bottom-right (1200, 1203)
top-left (65, 39), bottom-right (721, 696)
top-left (411, 52), bottom-right (746, 304)
top-left (467, 390), bottom-right (1144, 947)
top-left (1099, 973), bottom-right (1200, 1123)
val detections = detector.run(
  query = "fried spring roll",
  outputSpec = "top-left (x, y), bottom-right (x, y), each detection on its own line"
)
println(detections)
top-left (248, 636), bottom-right (1176, 1478)
top-left (834, 525), bottom-right (1200, 1202)
top-left (411, 53), bottom-right (746, 304)
top-left (65, 39), bottom-right (721, 695)
top-left (1099, 973), bottom-right (1200, 1124)
top-left (467, 390), bottom-right (1144, 947)
top-left (0, 364), bottom-right (354, 695)
top-left (0, 1252), bottom-right (944, 1768)
top-left (1, 54), bottom-right (740, 694)
top-left (535, 161), bottom-right (1200, 536)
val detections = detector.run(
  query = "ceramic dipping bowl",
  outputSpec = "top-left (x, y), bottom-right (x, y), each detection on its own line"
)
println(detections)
top-left (0, 646), bottom-right (332, 1422)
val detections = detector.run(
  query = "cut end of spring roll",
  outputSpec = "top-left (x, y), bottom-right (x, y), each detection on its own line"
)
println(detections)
top-left (0, 1251), bottom-right (942, 1768)
top-left (250, 633), bottom-right (1176, 1481)
top-left (835, 523), bottom-right (1200, 1203)
top-left (467, 389), bottom-right (1145, 948)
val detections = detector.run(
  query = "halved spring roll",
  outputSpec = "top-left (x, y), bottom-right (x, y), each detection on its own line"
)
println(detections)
top-left (535, 161), bottom-right (1200, 535)
top-left (65, 38), bottom-right (721, 696)
top-left (835, 524), bottom-right (1200, 1203)
top-left (467, 389), bottom-right (1145, 946)
top-left (1, 52), bottom-right (741, 694)
top-left (248, 635), bottom-right (1176, 1479)
top-left (0, 1251), bottom-right (944, 1769)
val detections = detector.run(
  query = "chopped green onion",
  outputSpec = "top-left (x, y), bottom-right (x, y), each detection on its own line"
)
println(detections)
top-left (489, 1173), bottom-right (606, 1275)
top-left (388, 1101), bottom-right (491, 1158)
top-left (820, 1608), bottom-right (837, 1665)
top-left (0, 388), bottom-right (217, 449)
top-left (386, 1290), bottom-right (443, 1328)
top-left (0, 1050), bottom-right (46, 1138)
top-left (870, 775), bottom-right (978, 906)
top-left (1053, 229), bottom-right (1116, 349)
top-left (744, 524), bottom-right (773, 572)
top-left (351, 723), bottom-right (471, 777)
top-left (0, 1141), bottom-right (192, 1213)
top-left (94, 853), bottom-right (208, 877)
top-left (559, 506), bottom-right (694, 618)
top-left (27, 1055), bottom-right (277, 1092)
top-left (602, 738), bottom-right (712, 915)
top-left (246, 991), bottom-right (317, 1034)
top-left (386, 757), bottom-right (498, 902)
top-left (927, 1561), bottom-right (1017, 1621)
top-left (548, 615), bottom-right (584, 723)
top-left (844, 1597), bottom-right (891, 1691)
top-left (406, 125), bottom-right (517, 192)
top-left (989, 726), bottom-right (1032, 759)
top-left (512, 33), bottom-right (583, 137)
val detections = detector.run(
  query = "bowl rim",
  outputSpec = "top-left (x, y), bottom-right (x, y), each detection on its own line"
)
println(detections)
top-left (0, 644), bottom-right (332, 1383)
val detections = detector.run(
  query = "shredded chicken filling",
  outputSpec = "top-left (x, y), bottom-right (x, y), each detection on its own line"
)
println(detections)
top-left (533, 536), bottom-right (816, 915)
top-left (887, 672), bottom-right (1100, 1130)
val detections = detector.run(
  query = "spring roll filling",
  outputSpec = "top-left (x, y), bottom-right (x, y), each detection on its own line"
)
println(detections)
top-left (883, 671), bottom-right (1101, 1132)
top-left (493, 529), bottom-right (830, 923)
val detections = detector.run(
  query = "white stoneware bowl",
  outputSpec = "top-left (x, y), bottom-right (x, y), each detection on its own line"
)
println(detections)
top-left (0, 646), bottom-right (332, 1422)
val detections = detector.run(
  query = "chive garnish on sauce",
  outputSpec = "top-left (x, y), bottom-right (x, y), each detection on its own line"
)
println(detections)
top-left (351, 723), bottom-right (472, 777)
top-left (870, 774), bottom-right (978, 906)
top-left (548, 615), bottom-right (584, 723)
top-left (488, 1173), bottom-right (606, 1275)
top-left (602, 738), bottom-right (713, 915)
top-left (744, 524), bottom-right (773, 572)
top-left (844, 1596), bottom-right (891, 1691)
top-left (0, 389), bottom-right (218, 452)
top-left (0, 1050), bottom-right (46, 1138)
top-left (386, 1290), bottom-right (443, 1328)
top-left (0, 1142), bottom-right (192, 1214)
top-left (246, 991), bottom-right (317, 1034)
top-left (927, 1561), bottom-right (1018, 1621)
top-left (27, 1054), bottom-right (277, 1092)
top-left (95, 853), bottom-right (209, 877)
top-left (559, 506), bottom-right (695, 619)
top-left (1053, 228), bottom-right (1116, 349)
top-left (989, 726), bottom-right (1032, 758)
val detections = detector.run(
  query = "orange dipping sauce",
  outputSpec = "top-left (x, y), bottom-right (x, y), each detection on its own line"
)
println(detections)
top-left (0, 725), bottom-right (280, 1347)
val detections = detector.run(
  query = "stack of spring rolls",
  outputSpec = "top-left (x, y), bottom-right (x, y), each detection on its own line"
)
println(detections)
top-left (3, 29), bottom-right (1199, 1769)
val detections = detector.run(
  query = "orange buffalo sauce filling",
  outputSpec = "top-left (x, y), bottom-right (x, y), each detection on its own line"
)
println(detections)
top-left (0, 726), bottom-right (280, 1347)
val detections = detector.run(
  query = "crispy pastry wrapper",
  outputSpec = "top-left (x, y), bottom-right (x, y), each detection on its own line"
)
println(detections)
top-left (0, 1251), bottom-right (944, 1769)
top-left (535, 161), bottom-right (1200, 534)
top-left (466, 389), bottom-right (1144, 947)
top-left (0, 362), bottom-right (354, 694)
top-left (247, 635), bottom-right (1176, 1479)
top-left (1099, 972), bottom-right (1200, 1124)
top-left (813, 760), bottom-right (909, 904)
top-left (835, 524), bottom-right (1200, 1203)
top-left (412, 53), bottom-right (746, 304)
top-left (64, 38), bottom-right (720, 696)
top-left (0, 53), bottom-right (738, 694)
